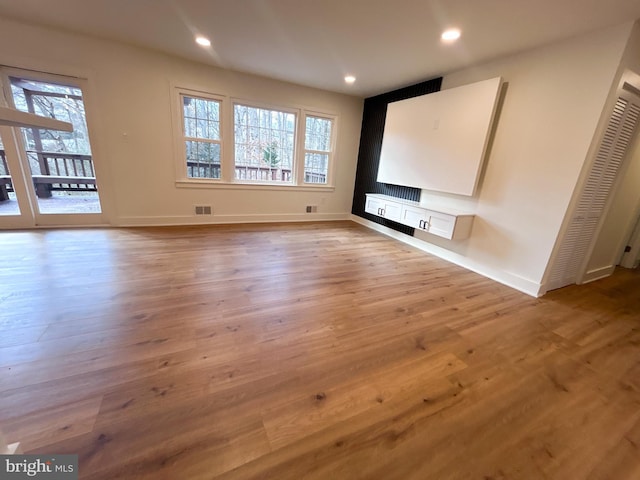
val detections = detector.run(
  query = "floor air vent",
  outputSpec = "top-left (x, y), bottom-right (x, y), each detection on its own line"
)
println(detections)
top-left (195, 205), bottom-right (212, 215)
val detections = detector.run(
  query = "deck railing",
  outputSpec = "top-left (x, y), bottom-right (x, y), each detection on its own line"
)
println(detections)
top-left (304, 172), bottom-right (327, 184)
top-left (29, 151), bottom-right (95, 178)
top-left (0, 150), bottom-right (11, 201)
top-left (234, 165), bottom-right (292, 182)
top-left (1, 151), bottom-right (327, 202)
top-left (187, 161), bottom-right (325, 183)
top-left (0, 150), bottom-right (97, 200)
top-left (187, 161), bottom-right (292, 182)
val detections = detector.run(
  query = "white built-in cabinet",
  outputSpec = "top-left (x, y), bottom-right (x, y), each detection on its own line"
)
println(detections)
top-left (365, 194), bottom-right (475, 240)
top-left (364, 195), bottom-right (403, 222)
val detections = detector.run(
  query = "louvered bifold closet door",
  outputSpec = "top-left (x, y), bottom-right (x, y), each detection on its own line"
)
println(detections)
top-left (547, 96), bottom-right (640, 290)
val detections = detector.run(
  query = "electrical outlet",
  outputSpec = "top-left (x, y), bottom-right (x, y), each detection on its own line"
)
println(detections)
top-left (306, 205), bottom-right (318, 213)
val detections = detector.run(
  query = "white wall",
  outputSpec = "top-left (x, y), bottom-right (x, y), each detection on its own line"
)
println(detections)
top-left (410, 23), bottom-right (634, 295)
top-left (0, 16), bottom-right (363, 225)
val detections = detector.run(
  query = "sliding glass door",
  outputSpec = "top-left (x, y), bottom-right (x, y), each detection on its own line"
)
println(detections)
top-left (0, 68), bottom-right (105, 228)
top-left (0, 132), bottom-right (20, 217)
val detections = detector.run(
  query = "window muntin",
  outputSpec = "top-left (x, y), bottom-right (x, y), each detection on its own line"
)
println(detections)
top-left (182, 94), bottom-right (221, 179)
top-left (303, 115), bottom-right (333, 184)
top-left (233, 104), bottom-right (296, 183)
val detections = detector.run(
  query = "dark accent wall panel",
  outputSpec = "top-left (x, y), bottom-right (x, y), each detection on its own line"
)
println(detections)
top-left (351, 77), bottom-right (443, 235)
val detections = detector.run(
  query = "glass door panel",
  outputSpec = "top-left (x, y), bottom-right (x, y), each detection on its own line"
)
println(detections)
top-left (0, 133), bottom-right (21, 216)
top-left (8, 76), bottom-right (101, 215)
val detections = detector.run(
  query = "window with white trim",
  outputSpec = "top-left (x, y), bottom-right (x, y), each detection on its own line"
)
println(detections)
top-left (181, 93), bottom-right (221, 179)
top-left (174, 87), bottom-right (337, 188)
top-left (303, 115), bottom-right (333, 184)
top-left (233, 104), bottom-right (296, 183)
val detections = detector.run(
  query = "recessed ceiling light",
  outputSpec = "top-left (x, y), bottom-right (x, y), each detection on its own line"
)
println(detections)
top-left (441, 29), bottom-right (461, 42)
top-left (195, 36), bottom-right (211, 47)
top-left (344, 75), bottom-right (356, 84)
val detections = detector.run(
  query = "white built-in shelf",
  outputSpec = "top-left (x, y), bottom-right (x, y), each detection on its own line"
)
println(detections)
top-left (365, 193), bottom-right (475, 240)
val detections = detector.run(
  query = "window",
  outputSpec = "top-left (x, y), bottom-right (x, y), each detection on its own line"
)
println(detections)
top-left (181, 93), bottom-right (221, 179)
top-left (174, 87), bottom-right (336, 188)
top-left (304, 115), bottom-right (333, 184)
top-left (234, 104), bottom-right (296, 183)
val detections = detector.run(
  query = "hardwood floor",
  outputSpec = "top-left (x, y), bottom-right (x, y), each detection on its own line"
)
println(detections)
top-left (0, 221), bottom-right (638, 479)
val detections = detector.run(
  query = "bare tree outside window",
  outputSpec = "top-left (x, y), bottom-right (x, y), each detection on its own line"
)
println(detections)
top-left (304, 116), bottom-right (333, 184)
top-left (182, 94), bottom-right (222, 179)
top-left (173, 87), bottom-right (337, 187)
top-left (11, 79), bottom-right (91, 176)
top-left (234, 104), bottom-right (295, 183)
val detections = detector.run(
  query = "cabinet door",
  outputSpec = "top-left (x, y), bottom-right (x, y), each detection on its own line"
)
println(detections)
top-left (365, 195), bottom-right (403, 221)
top-left (382, 200), bottom-right (402, 222)
top-left (401, 205), bottom-right (428, 229)
top-left (364, 196), bottom-right (384, 216)
top-left (424, 210), bottom-right (456, 239)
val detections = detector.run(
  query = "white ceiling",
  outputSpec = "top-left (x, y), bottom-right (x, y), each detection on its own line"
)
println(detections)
top-left (0, 0), bottom-right (639, 97)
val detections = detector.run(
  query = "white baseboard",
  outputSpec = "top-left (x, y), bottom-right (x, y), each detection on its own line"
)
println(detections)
top-left (580, 265), bottom-right (615, 284)
top-left (350, 215), bottom-right (543, 297)
top-left (115, 212), bottom-right (351, 227)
